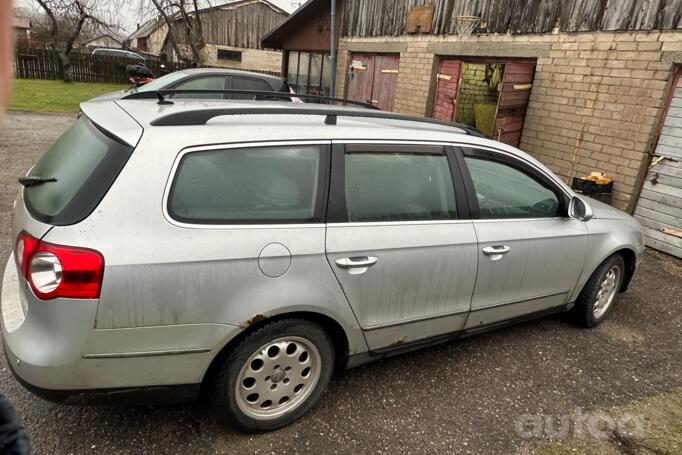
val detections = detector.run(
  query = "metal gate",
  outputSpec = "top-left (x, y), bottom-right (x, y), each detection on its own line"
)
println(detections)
top-left (634, 72), bottom-right (682, 258)
top-left (347, 53), bottom-right (399, 111)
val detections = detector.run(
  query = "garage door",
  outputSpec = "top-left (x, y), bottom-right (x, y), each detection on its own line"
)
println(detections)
top-left (347, 53), bottom-right (399, 111)
top-left (634, 73), bottom-right (682, 258)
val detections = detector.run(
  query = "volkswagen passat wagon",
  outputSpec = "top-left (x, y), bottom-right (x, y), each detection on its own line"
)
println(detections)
top-left (2, 98), bottom-right (644, 431)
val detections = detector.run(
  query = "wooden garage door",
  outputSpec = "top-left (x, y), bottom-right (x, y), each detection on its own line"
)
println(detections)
top-left (433, 59), bottom-right (462, 122)
top-left (493, 63), bottom-right (535, 147)
top-left (634, 73), bottom-right (682, 258)
top-left (347, 53), bottom-right (399, 111)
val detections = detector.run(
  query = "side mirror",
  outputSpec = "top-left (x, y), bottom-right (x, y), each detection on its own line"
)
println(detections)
top-left (569, 196), bottom-right (593, 221)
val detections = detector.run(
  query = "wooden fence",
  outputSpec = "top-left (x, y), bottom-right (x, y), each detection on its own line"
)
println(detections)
top-left (13, 47), bottom-right (190, 84)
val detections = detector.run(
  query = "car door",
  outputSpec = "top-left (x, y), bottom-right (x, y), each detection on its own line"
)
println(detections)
top-left (457, 146), bottom-right (588, 332)
top-left (325, 142), bottom-right (478, 351)
top-left (171, 76), bottom-right (228, 99)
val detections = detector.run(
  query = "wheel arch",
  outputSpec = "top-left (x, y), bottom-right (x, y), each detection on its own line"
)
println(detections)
top-left (199, 311), bottom-right (351, 400)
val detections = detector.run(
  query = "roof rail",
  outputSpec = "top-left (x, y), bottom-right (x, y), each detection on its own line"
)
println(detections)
top-left (148, 106), bottom-right (486, 136)
top-left (122, 89), bottom-right (379, 110)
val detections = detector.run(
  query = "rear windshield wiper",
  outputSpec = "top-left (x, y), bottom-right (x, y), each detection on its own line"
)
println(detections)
top-left (18, 176), bottom-right (57, 187)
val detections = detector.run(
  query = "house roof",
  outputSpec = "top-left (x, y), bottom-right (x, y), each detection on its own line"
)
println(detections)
top-left (11, 15), bottom-right (31, 30)
top-left (130, 0), bottom-right (289, 40)
top-left (81, 33), bottom-right (126, 46)
top-left (261, 0), bottom-right (327, 49)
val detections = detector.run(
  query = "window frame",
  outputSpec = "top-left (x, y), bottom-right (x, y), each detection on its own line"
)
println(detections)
top-left (163, 141), bottom-right (331, 228)
top-left (456, 146), bottom-right (570, 220)
top-left (216, 49), bottom-right (242, 62)
top-left (326, 142), bottom-right (470, 224)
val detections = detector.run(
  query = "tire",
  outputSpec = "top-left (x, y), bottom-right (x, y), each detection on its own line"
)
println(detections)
top-left (572, 254), bottom-right (625, 328)
top-left (211, 319), bottom-right (335, 432)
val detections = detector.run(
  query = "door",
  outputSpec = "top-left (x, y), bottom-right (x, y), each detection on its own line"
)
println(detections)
top-left (325, 143), bottom-right (478, 350)
top-left (634, 71), bottom-right (682, 258)
top-left (493, 63), bottom-right (535, 147)
top-left (347, 53), bottom-right (399, 111)
top-left (432, 59), bottom-right (462, 122)
top-left (459, 148), bottom-right (588, 330)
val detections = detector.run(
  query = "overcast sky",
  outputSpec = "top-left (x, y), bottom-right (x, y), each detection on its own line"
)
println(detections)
top-left (16, 0), bottom-right (301, 34)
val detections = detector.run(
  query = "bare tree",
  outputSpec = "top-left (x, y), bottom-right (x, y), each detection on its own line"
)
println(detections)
top-left (35, 0), bottom-right (121, 82)
top-left (143, 0), bottom-right (208, 66)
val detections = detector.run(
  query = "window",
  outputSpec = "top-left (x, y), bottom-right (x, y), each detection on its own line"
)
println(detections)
top-left (464, 157), bottom-right (560, 219)
top-left (169, 145), bottom-right (322, 224)
top-left (137, 37), bottom-right (148, 52)
top-left (285, 51), bottom-right (331, 98)
top-left (229, 76), bottom-right (273, 99)
top-left (217, 49), bottom-right (242, 61)
top-left (23, 115), bottom-right (133, 225)
top-left (173, 76), bottom-right (226, 99)
top-left (344, 150), bottom-right (457, 222)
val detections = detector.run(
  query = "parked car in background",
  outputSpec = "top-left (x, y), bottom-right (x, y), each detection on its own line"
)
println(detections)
top-left (92, 48), bottom-right (146, 64)
top-left (90, 68), bottom-right (292, 101)
top-left (2, 97), bottom-right (644, 432)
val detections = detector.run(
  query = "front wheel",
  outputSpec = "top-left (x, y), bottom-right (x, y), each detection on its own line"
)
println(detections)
top-left (572, 255), bottom-right (625, 328)
top-left (211, 319), bottom-right (335, 432)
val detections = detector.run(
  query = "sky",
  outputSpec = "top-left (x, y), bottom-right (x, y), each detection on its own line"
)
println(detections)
top-left (15, 0), bottom-right (301, 35)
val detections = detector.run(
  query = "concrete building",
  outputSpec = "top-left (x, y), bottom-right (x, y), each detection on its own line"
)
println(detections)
top-left (263, 0), bottom-right (682, 258)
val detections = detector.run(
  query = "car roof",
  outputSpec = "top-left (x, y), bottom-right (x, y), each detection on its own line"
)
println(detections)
top-left (79, 98), bottom-right (572, 194)
top-left (168, 67), bottom-right (285, 83)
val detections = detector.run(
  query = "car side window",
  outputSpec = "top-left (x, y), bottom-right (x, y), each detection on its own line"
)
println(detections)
top-left (230, 77), bottom-right (273, 99)
top-left (168, 145), bottom-right (322, 224)
top-left (343, 147), bottom-right (457, 222)
top-left (173, 76), bottom-right (227, 99)
top-left (464, 156), bottom-right (561, 219)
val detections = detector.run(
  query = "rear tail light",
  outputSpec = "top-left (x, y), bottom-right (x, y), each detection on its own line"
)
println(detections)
top-left (14, 231), bottom-right (104, 300)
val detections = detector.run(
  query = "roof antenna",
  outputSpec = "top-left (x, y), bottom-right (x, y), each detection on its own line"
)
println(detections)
top-left (155, 91), bottom-right (173, 105)
top-left (325, 114), bottom-right (337, 125)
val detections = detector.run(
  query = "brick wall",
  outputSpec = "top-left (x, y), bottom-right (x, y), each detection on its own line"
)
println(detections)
top-left (457, 63), bottom-right (499, 127)
top-left (337, 32), bottom-right (682, 211)
top-left (201, 44), bottom-right (283, 74)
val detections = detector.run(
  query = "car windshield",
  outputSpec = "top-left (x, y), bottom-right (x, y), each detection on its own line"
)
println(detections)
top-left (134, 72), bottom-right (189, 93)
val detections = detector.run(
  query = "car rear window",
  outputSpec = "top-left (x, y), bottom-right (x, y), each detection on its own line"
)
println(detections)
top-left (168, 145), bottom-right (323, 224)
top-left (23, 115), bottom-right (134, 225)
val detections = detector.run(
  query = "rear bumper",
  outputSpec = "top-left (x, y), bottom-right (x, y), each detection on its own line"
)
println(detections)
top-left (1, 256), bottom-right (242, 403)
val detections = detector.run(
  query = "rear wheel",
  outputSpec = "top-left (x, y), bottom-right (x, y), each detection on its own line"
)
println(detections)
top-left (211, 319), bottom-right (335, 432)
top-left (572, 255), bottom-right (625, 328)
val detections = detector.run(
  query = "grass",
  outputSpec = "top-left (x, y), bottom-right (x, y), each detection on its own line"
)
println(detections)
top-left (8, 79), bottom-right (128, 114)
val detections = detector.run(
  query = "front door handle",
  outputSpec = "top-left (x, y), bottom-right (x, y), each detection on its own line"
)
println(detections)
top-left (336, 256), bottom-right (378, 269)
top-left (482, 245), bottom-right (511, 260)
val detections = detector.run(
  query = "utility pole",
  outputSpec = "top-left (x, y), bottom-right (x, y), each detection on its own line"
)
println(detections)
top-left (330, 0), bottom-right (336, 98)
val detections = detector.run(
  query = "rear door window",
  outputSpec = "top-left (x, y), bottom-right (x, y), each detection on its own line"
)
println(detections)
top-left (168, 145), bottom-right (325, 224)
top-left (342, 146), bottom-right (457, 222)
top-left (229, 77), bottom-right (274, 99)
top-left (23, 115), bottom-right (134, 225)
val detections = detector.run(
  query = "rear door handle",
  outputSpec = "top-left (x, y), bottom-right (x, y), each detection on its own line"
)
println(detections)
top-left (335, 256), bottom-right (378, 269)
top-left (482, 245), bottom-right (511, 259)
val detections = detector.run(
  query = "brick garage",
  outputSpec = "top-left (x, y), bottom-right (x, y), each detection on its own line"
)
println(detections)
top-left (333, 31), bottom-right (682, 211)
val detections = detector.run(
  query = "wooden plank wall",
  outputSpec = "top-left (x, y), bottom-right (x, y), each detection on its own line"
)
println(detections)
top-left (172, 2), bottom-right (287, 49)
top-left (13, 47), bottom-right (189, 83)
top-left (634, 80), bottom-right (682, 258)
top-left (342, 0), bottom-right (682, 36)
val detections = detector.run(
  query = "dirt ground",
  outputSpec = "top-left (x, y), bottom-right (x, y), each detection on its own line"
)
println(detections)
top-left (0, 112), bottom-right (681, 454)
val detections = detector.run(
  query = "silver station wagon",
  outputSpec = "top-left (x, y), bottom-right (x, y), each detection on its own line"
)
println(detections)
top-left (2, 94), bottom-right (644, 431)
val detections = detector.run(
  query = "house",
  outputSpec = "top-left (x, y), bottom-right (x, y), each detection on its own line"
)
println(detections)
top-left (80, 33), bottom-right (126, 49)
top-left (129, 0), bottom-right (288, 74)
top-left (263, 0), bottom-right (682, 258)
top-left (11, 14), bottom-right (31, 46)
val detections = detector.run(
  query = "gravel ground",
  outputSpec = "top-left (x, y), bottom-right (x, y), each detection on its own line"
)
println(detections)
top-left (0, 112), bottom-right (681, 455)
